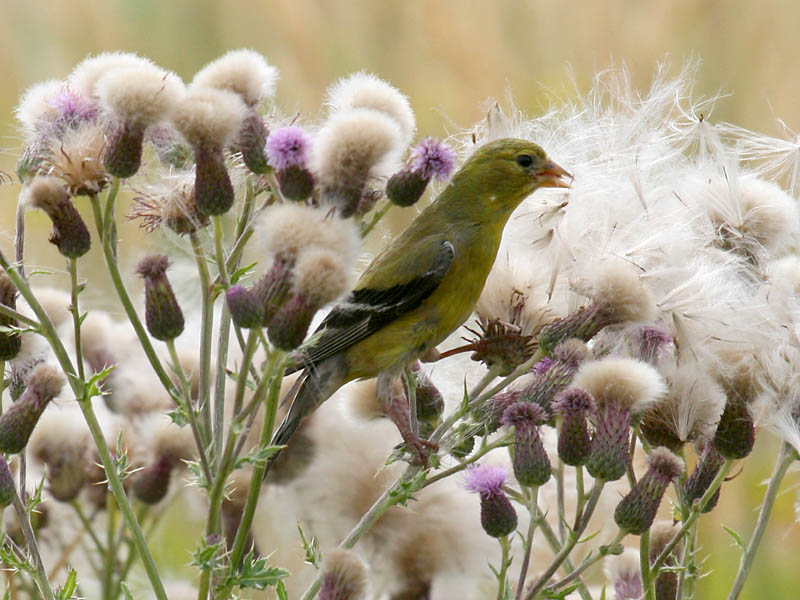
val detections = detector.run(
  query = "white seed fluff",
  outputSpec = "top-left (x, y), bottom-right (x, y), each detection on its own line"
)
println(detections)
top-left (191, 49), bottom-right (278, 107)
top-left (170, 87), bottom-right (247, 148)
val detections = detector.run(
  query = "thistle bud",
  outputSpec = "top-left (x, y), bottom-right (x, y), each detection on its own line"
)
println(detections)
top-left (385, 137), bottom-right (455, 207)
top-left (0, 457), bottom-right (15, 508)
top-left (474, 389), bottom-right (520, 434)
top-left (449, 423), bottom-right (476, 459)
top-left (518, 339), bottom-right (591, 416)
top-left (226, 285), bottom-right (264, 329)
top-left (630, 325), bottom-right (674, 366)
top-left (0, 272), bottom-right (21, 360)
top-left (319, 549), bottom-right (370, 600)
top-left (268, 249), bottom-right (348, 350)
top-left (233, 108), bottom-right (269, 174)
top-left (171, 87), bottom-right (247, 216)
top-left (464, 464), bottom-right (517, 538)
top-left (683, 442), bottom-right (724, 512)
top-left (25, 176), bottom-right (91, 258)
top-left (136, 254), bottom-right (185, 341)
top-left (614, 447), bottom-right (683, 534)
top-left (502, 402), bottom-right (551, 487)
top-left (132, 455), bottom-right (176, 504)
top-left (538, 262), bottom-right (655, 353)
top-left (0, 364), bottom-right (65, 454)
top-left (266, 126), bottom-right (314, 200)
top-left (252, 257), bottom-right (294, 326)
top-left (552, 387), bottom-right (596, 466)
top-left (713, 395), bottom-right (755, 459)
top-left (575, 358), bottom-right (666, 481)
top-left (406, 363), bottom-right (444, 424)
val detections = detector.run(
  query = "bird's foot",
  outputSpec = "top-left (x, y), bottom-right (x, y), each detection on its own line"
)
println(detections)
top-left (404, 434), bottom-right (439, 467)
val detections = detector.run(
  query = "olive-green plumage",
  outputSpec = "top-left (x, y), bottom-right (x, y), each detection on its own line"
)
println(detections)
top-left (266, 138), bottom-right (569, 477)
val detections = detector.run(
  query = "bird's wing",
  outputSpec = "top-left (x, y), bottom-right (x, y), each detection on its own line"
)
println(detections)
top-left (297, 238), bottom-right (455, 369)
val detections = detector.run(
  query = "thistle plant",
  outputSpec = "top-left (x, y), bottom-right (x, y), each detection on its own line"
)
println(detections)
top-left (3, 54), bottom-right (800, 600)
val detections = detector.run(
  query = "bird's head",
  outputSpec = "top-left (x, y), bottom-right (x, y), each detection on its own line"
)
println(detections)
top-left (454, 138), bottom-right (571, 211)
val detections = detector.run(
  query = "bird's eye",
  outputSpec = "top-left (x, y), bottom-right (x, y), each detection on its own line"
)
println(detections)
top-left (516, 154), bottom-right (534, 168)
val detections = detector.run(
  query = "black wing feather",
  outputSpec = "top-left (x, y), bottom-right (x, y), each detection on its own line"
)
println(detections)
top-left (290, 240), bottom-right (455, 371)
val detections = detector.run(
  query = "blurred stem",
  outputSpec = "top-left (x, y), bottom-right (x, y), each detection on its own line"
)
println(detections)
top-left (727, 442), bottom-right (796, 600)
top-left (15, 190), bottom-right (25, 276)
top-left (477, 349), bottom-right (544, 404)
top-left (548, 529), bottom-right (627, 595)
top-left (430, 365), bottom-right (501, 446)
top-left (0, 303), bottom-right (38, 327)
top-left (68, 258), bottom-right (85, 382)
top-left (166, 339), bottom-right (212, 484)
top-left (103, 497), bottom-right (118, 600)
top-left (422, 436), bottom-right (510, 489)
top-left (231, 329), bottom-right (259, 418)
top-left (496, 535), bottom-right (512, 600)
top-left (70, 501), bottom-right (106, 556)
top-left (515, 486), bottom-right (540, 600)
top-left (103, 177), bottom-right (120, 260)
top-left (88, 193), bottom-right (178, 401)
top-left (360, 201), bottom-right (393, 237)
top-left (11, 491), bottom-right (56, 600)
top-left (189, 232), bottom-right (214, 443)
top-left (556, 460), bottom-right (566, 543)
top-left (212, 216), bottom-right (231, 463)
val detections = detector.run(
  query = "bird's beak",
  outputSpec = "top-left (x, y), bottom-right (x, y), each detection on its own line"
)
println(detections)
top-left (535, 161), bottom-right (572, 189)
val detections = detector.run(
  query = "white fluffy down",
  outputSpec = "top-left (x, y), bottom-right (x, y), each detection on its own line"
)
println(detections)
top-left (96, 66), bottom-right (185, 125)
top-left (170, 87), bottom-right (247, 147)
top-left (191, 48), bottom-right (278, 106)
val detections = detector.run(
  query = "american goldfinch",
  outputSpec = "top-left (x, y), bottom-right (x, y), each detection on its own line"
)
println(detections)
top-left (268, 138), bottom-right (570, 473)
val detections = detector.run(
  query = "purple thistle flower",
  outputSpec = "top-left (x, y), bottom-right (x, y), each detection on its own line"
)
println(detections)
top-left (464, 463), bottom-right (508, 494)
top-left (410, 137), bottom-right (456, 180)
top-left (47, 87), bottom-right (98, 125)
top-left (532, 357), bottom-right (554, 376)
top-left (266, 126), bottom-right (311, 171)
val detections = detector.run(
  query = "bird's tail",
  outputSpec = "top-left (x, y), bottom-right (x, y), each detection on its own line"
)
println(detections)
top-left (263, 356), bottom-right (347, 482)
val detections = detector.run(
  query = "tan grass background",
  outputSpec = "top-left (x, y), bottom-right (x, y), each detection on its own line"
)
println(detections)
top-left (1, 1), bottom-right (799, 598)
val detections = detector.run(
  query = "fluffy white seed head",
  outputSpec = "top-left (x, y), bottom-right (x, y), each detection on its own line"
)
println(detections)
top-left (148, 412), bottom-right (197, 463)
top-left (604, 548), bottom-right (642, 600)
top-left (573, 357), bottom-right (666, 412)
top-left (27, 364), bottom-right (66, 401)
top-left (573, 260), bottom-right (657, 323)
top-left (313, 108), bottom-right (404, 190)
top-left (23, 176), bottom-right (68, 212)
top-left (477, 260), bottom-right (554, 333)
top-left (319, 549), bottom-right (370, 600)
top-left (170, 87), bottom-right (247, 148)
top-left (68, 52), bottom-right (155, 97)
top-left (96, 66), bottom-right (185, 126)
top-left (191, 49), bottom-right (278, 107)
top-left (293, 249), bottom-right (350, 305)
top-left (15, 79), bottom-right (64, 138)
top-left (326, 72), bottom-right (416, 145)
top-left (258, 203), bottom-right (361, 262)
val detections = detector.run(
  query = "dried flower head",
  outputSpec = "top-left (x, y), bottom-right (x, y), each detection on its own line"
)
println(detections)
top-left (326, 71), bottom-right (416, 145)
top-left (129, 171), bottom-right (208, 235)
top-left (464, 463), bottom-right (517, 538)
top-left (461, 318), bottom-right (537, 376)
top-left (0, 364), bottom-right (65, 454)
top-left (313, 107), bottom-right (404, 217)
top-left (192, 49), bottom-right (278, 107)
top-left (96, 66), bottom-right (184, 177)
top-left (136, 254), bottom-right (185, 341)
top-left (44, 122), bottom-right (109, 195)
top-left (319, 549), bottom-right (370, 600)
top-left (24, 176), bottom-right (91, 258)
top-left (614, 447), bottom-right (683, 534)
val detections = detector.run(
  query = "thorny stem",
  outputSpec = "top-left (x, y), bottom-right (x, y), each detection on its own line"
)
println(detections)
top-left (166, 339), bottom-right (213, 484)
top-left (11, 491), bottom-right (56, 600)
top-left (189, 232), bottom-right (214, 444)
top-left (515, 486), bottom-right (540, 600)
top-left (727, 442), bottom-right (797, 600)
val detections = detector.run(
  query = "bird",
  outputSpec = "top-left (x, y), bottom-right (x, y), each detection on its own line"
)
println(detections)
top-left (266, 138), bottom-right (570, 477)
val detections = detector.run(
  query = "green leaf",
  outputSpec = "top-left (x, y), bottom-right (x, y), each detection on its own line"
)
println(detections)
top-left (85, 364), bottom-right (116, 399)
top-left (57, 568), bottom-right (78, 599)
top-left (235, 445), bottom-right (284, 470)
top-left (297, 522), bottom-right (322, 568)
top-left (542, 582), bottom-right (582, 599)
top-left (220, 550), bottom-right (289, 591)
top-left (389, 470), bottom-right (427, 506)
top-left (167, 405), bottom-right (189, 427)
top-left (121, 582), bottom-right (135, 600)
top-left (276, 580), bottom-right (288, 600)
top-left (723, 525), bottom-right (746, 552)
top-left (191, 536), bottom-right (226, 571)
top-left (230, 262), bottom-right (258, 285)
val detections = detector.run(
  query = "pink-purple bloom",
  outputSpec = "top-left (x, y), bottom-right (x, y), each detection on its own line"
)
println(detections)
top-left (464, 463), bottom-right (508, 495)
top-left (266, 125), bottom-right (311, 171)
top-left (48, 87), bottom-right (98, 125)
top-left (410, 136), bottom-right (456, 180)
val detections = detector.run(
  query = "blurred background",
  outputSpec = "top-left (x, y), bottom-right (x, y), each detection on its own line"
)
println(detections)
top-left (1, 1), bottom-right (799, 598)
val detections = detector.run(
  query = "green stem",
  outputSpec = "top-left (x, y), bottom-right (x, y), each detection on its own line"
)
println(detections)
top-left (103, 497), bottom-right (118, 600)
top-left (549, 529), bottom-right (627, 594)
top-left (430, 365), bottom-right (501, 446)
top-left (212, 216), bottom-right (231, 463)
top-left (422, 437), bottom-right (510, 489)
top-left (360, 201), bottom-right (393, 237)
top-left (641, 529), bottom-right (654, 600)
top-left (727, 442), bottom-right (796, 600)
top-left (189, 232), bottom-right (214, 444)
top-left (515, 486), bottom-right (540, 600)
top-left (405, 368), bottom-right (419, 437)
top-left (166, 339), bottom-right (213, 484)
top-left (477, 349), bottom-right (544, 404)
top-left (497, 535), bottom-right (512, 600)
top-left (11, 492), bottom-right (56, 600)
top-left (0, 303), bottom-right (39, 327)
top-left (70, 501), bottom-right (106, 556)
top-left (68, 258), bottom-right (85, 382)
